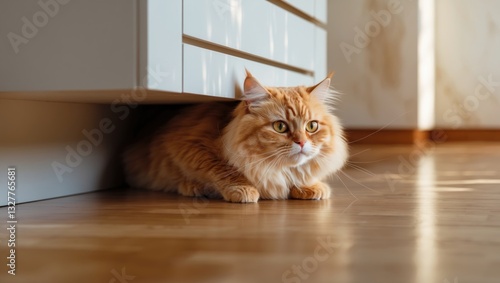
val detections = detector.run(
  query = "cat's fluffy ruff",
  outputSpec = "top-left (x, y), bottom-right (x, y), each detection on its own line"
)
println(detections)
top-left (123, 72), bottom-right (348, 203)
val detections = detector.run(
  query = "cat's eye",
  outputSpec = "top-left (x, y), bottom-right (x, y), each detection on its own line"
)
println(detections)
top-left (272, 121), bottom-right (288, 133)
top-left (306, 121), bottom-right (319, 133)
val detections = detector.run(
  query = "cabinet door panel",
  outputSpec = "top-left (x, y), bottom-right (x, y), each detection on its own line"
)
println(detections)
top-left (184, 0), bottom-right (315, 71)
top-left (315, 0), bottom-right (327, 23)
top-left (0, 0), bottom-right (135, 91)
top-left (183, 45), bottom-right (314, 98)
top-left (314, 27), bottom-right (327, 81)
top-left (283, 0), bottom-right (327, 23)
top-left (284, 0), bottom-right (314, 17)
top-left (139, 0), bottom-right (182, 92)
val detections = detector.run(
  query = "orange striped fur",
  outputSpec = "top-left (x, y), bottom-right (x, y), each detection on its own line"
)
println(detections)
top-left (123, 72), bottom-right (348, 203)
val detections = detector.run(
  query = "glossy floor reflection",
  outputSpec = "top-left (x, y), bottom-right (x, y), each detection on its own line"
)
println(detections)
top-left (1, 143), bottom-right (500, 283)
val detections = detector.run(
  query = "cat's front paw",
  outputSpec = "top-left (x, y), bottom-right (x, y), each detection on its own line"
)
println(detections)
top-left (222, 185), bottom-right (260, 203)
top-left (290, 182), bottom-right (331, 200)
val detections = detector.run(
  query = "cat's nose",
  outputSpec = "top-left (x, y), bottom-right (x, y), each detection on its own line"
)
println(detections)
top-left (294, 140), bottom-right (306, 148)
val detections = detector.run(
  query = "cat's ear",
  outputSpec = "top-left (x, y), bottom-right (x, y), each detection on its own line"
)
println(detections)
top-left (243, 69), bottom-right (269, 106)
top-left (307, 72), bottom-right (335, 102)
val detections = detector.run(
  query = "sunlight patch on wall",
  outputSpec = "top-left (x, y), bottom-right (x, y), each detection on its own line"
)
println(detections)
top-left (418, 0), bottom-right (435, 130)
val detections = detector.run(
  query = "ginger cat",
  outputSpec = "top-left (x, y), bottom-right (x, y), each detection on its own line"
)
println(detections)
top-left (123, 71), bottom-right (348, 203)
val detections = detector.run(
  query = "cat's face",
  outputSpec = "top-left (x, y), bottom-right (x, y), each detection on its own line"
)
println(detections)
top-left (234, 72), bottom-right (340, 168)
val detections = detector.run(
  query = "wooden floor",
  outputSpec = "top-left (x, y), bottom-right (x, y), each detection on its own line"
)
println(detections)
top-left (2, 143), bottom-right (500, 283)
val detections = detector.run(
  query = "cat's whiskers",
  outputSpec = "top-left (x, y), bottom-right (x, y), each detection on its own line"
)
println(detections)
top-left (315, 151), bottom-right (336, 161)
top-left (217, 148), bottom-right (288, 180)
top-left (343, 149), bottom-right (391, 174)
top-left (346, 162), bottom-right (377, 177)
top-left (220, 138), bottom-right (284, 159)
top-left (240, 148), bottom-right (289, 169)
top-left (345, 162), bottom-right (395, 190)
top-left (335, 174), bottom-right (359, 200)
top-left (255, 154), bottom-right (282, 189)
top-left (253, 147), bottom-right (291, 187)
top-left (287, 168), bottom-right (302, 191)
top-left (348, 148), bottom-right (372, 158)
top-left (347, 111), bottom-right (409, 144)
top-left (348, 158), bottom-right (390, 164)
top-left (338, 170), bottom-right (380, 194)
top-left (313, 150), bottom-right (379, 195)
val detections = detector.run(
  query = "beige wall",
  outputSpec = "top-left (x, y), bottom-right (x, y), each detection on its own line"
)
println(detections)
top-left (328, 0), bottom-right (500, 130)
top-left (435, 0), bottom-right (500, 129)
top-left (328, 0), bottom-right (419, 129)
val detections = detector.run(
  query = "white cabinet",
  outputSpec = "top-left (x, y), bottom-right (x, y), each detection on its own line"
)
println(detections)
top-left (314, 27), bottom-right (327, 81)
top-left (183, 45), bottom-right (314, 98)
top-left (315, 0), bottom-right (328, 23)
top-left (0, 0), bottom-right (327, 102)
top-left (139, 0), bottom-right (182, 92)
top-left (284, 0), bottom-right (315, 17)
top-left (184, 0), bottom-right (315, 71)
top-left (283, 0), bottom-right (327, 23)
